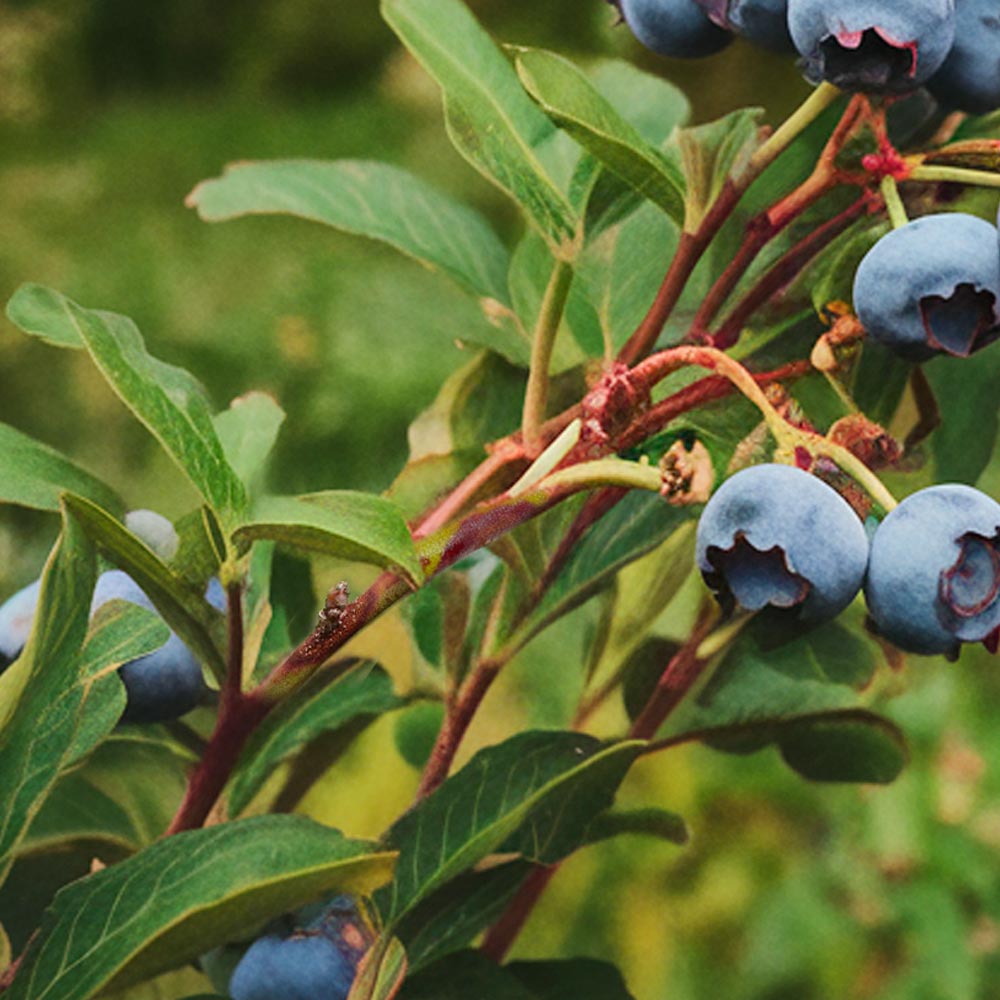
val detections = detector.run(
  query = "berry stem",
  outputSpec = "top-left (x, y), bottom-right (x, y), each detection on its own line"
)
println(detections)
top-left (748, 83), bottom-right (843, 175)
top-left (521, 260), bottom-right (575, 454)
top-left (711, 194), bottom-right (872, 348)
top-left (908, 164), bottom-right (1000, 190)
top-left (479, 865), bottom-right (559, 963)
top-left (880, 175), bottom-right (909, 229)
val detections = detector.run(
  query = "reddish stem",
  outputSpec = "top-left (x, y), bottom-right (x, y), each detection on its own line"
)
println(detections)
top-left (687, 173), bottom-right (836, 340)
top-left (479, 864), bottom-right (559, 963)
top-left (415, 654), bottom-right (506, 800)
top-left (618, 181), bottom-right (745, 365)
top-left (628, 608), bottom-right (719, 740)
top-left (620, 360), bottom-right (812, 450)
top-left (165, 693), bottom-right (271, 833)
top-left (711, 194), bottom-right (873, 349)
top-left (413, 446), bottom-right (527, 539)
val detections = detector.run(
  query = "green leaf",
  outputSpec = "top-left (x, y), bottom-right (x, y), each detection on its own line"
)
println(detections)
top-left (6, 816), bottom-right (396, 1000)
top-left (234, 493), bottom-right (422, 584)
top-left (406, 352), bottom-right (527, 463)
top-left (212, 391), bottom-right (285, 496)
top-left (347, 937), bottom-right (408, 1000)
top-left (515, 48), bottom-right (686, 226)
top-left (662, 616), bottom-right (903, 783)
top-left (6, 285), bottom-right (247, 530)
top-left (399, 951), bottom-right (536, 1000)
top-left (508, 958), bottom-right (636, 1000)
top-left (0, 511), bottom-right (95, 885)
top-left (401, 952), bottom-right (637, 1000)
top-left (227, 661), bottom-right (405, 816)
top-left (577, 201), bottom-right (684, 352)
top-left (526, 493), bottom-right (694, 642)
top-left (668, 617), bottom-right (878, 741)
top-left (583, 524), bottom-right (696, 693)
top-left (394, 861), bottom-right (532, 972)
top-left (776, 714), bottom-right (907, 784)
top-left (63, 493), bottom-right (227, 683)
top-left (926, 349), bottom-right (1000, 485)
top-left (587, 60), bottom-right (691, 146)
top-left (188, 159), bottom-right (510, 304)
top-left (676, 108), bottom-right (763, 232)
top-left (381, 0), bottom-right (577, 256)
top-left (393, 702), bottom-right (446, 770)
top-left (586, 807), bottom-right (689, 846)
top-left (64, 602), bottom-right (171, 767)
top-left (378, 731), bottom-right (642, 923)
top-left (21, 735), bottom-right (192, 857)
top-left (507, 232), bottom-right (601, 365)
top-left (0, 422), bottom-right (123, 515)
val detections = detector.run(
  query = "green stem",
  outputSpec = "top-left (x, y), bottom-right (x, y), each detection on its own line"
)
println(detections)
top-left (909, 164), bottom-right (1000, 190)
top-left (880, 175), bottom-right (909, 229)
top-left (748, 83), bottom-right (843, 175)
top-left (522, 261), bottom-right (574, 453)
top-left (536, 457), bottom-right (663, 495)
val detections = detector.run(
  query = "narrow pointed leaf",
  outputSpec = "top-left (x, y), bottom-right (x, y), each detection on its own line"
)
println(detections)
top-left (381, 0), bottom-right (577, 255)
top-left (347, 937), bottom-right (408, 1000)
top-left (23, 736), bottom-right (194, 858)
top-left (0, 601), bottom-right (167, 879)
top-left (6, 284), bottom-right (247, 529)
top-left (379, 731), bottom-right (642, 923)
top-left (189, 159), bottom-right (511, 304)
top-left (395, 861), bottom-right (533, 972)
top-left (0, 512), bottom-right (95, 884)
top-left (516, 48), bottom-right (686, 225)
top-left (5, 816), bottom-right (396, 1000)
top-left (0, 422), bottom-right (122, 515)
top-left (228, 661), bottom-right (404, 815)
top-left (63, 493), bottom-right (227, 682)
top-left (234, 493), bottom-right (422, 584)
top-left (64, 601), bottom-right (170, 767)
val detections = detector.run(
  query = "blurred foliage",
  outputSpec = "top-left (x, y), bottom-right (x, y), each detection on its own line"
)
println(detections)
top-left (0, 2), bottom-right (998, 998)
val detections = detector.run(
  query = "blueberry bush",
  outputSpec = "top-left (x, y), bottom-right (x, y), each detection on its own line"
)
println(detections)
top-left (2, 0), bottom-right (1000, 996)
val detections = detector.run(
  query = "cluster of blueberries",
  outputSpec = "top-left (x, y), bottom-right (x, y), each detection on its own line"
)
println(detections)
top-left (202, 894), bottom-right (370, 1000)
top-left (0, 510), bottom-right (222, 724)
top-left (697, 464), bottom-right (1000, 657)
top-left (613, 0), bottom-right (1000, 111)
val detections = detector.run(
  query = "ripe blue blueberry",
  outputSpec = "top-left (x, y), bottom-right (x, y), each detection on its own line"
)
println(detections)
top-left (696, 464), bottom-right (869, 622)
top-left (0, 531), bottom-right (225, 722)
top-left (927, 0), bottom-right (1000, 114)
top-left (853, 213), bottom-right (1000, 361)
top-left (698, 0), bottom-right (794, 52)
top-left (787, 0), bottom-right (956, 93)
top-left (865, 485), bottom-right (1000, 655)
top-left (94, 570), bottom-right (224, 724)
top-left (613, 0), bottom-right (732, 58)
top-left (229, 896), bottom-right (369, 1000)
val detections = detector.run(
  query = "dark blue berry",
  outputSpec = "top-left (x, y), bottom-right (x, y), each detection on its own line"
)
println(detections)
top-left (614, 0), bottom-right (733, 58)
top-left (865, 484), bottom-right (1000, 655)
top-left (229, 896), bottom-right (368, 1000)
top-left (696, 464), bottom-right (870, 623)
top-left (927, 0), bottom-right (1000, 114)
top-left (853, 213), bottom-right (1000, 362)
top-left (0, 562), bottom-right (224, 722)
top-left (698, 0), bottom-right (794, 52)
top-left (787, 0), bottom-right (955, 93)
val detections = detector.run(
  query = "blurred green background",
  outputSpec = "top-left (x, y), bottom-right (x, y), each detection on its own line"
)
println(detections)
top-left (1, 3), bottom-right (999, 999)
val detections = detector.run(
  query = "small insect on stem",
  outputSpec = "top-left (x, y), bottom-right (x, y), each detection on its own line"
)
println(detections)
top-left (317, 581), bottom-right (350, 630)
